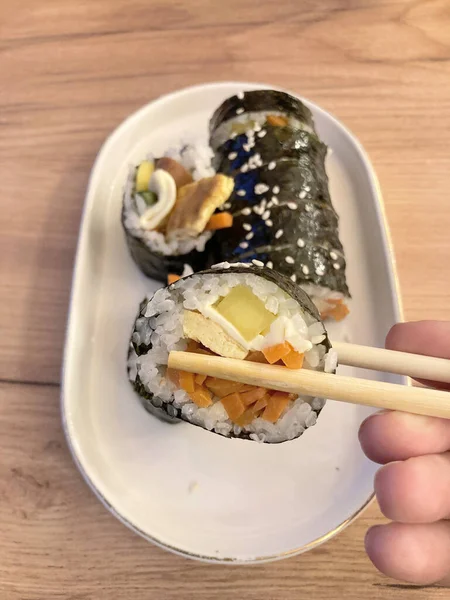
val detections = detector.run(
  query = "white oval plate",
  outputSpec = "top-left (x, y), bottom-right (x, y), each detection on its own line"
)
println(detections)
top-left (62, 82), bottom-right (403, 563)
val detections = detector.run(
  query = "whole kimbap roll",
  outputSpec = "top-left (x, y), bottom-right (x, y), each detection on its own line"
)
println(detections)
top-left (121, 144), bottom-right (235, 282)
top-left (127, 263), bottom-right (337, 443)
top-left (209, 90), bottom-right (350, 321)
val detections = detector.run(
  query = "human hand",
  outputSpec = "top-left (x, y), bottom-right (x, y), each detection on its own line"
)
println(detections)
top-left (359, 321), bottom-right (450, 585)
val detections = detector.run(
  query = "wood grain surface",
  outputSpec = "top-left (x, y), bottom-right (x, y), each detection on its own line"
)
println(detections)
top-left (1, 0), bottom-right (450, 598)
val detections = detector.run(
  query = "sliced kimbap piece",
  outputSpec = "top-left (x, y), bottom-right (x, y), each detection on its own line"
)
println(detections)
top-left (122, 146), bottom-right (235, 282)
top-left (127, 264), bottom-right (337, 443)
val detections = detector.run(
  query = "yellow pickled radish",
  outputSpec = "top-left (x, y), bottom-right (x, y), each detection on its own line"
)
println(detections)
top-left (135, 160), bottom-right (154, 192)
top-left (215, 285), bottom-right (276, 341)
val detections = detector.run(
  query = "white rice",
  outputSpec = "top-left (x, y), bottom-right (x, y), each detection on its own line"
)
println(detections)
top-left (300, 282), bottom-right (348, 317)
top-left (122, 141), bottom-right (215, 256)
top-left (129, 269), bottom-right (336, 443)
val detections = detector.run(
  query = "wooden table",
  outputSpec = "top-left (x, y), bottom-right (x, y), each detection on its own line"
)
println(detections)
top-left (1, 1), bottom-right (449, 597)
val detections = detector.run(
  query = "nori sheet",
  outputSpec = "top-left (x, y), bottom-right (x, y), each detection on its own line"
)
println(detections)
top-left (128, 265), bottom-right (331, 442)
top-left (209, 92), bottom-right (350, 297)
top-left (209, 90), bottom-right (314, 137)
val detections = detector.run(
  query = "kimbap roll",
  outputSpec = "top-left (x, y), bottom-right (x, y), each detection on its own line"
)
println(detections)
top-left (122, 144), bottom-right (235, 282)
top-left (209, 90), bottom-right (350, 321)
top-left (127, 264), bottom-right (337, 443)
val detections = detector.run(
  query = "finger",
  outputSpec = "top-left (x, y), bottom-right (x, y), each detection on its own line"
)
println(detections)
top-left (365, 521), bottom-right (450, 585)
top-left (375, 453), bottom-right (450, 523)
top-left (386, 321), bottom-right (450, 390)
top-left (359, 411), bottom-right (450, 463)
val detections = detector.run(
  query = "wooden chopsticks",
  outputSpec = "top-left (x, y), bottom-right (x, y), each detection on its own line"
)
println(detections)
top-left (168, 346), bottom-right (450, 419)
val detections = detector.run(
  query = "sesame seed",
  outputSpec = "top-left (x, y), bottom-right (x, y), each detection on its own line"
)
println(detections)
top-left (330, 251), bottom-right (338, 260)
top-left (287, 202), bottom-right (297, 210)
top-left (299, 190), bottom-right (307, 199)
top-left (254, 122), bottom-right (262, 132)
top-left (275, 229), bottom-right (283, 239)
top-left (315, 265), bottom-right (326, 276)
top-left (305, 204), bottom-right (312, 212)
top-left (304, 186), bottom-right (311, 192)
top-left (223, 202), bottom-right (231, 209)
top-left (236, 107), bottom-right (244, 115)
top-left (243, 223), bottom-right (252, 231)
top-left (262, 210), bottom-right (271, 220)
top-left (241, 164), bottom-right (249, 173)
top-left (240, 242), bottom-right (249, 249)
top-left (243, 144), bottom-right (251, 152)
top-left (302, 265), bottom-right (310, 275)
top-left (271, 196), bottom-right (279, 205)
top-left (285, 256), bottom-right (295, 264)
top-left (241, 207), bottom-right (251, 215)
top-left (253, 153), bottom-right (261, 161)
top-left (297, 238), bottom-right (305, 248)
top-left (273, 185), bottom-right (280, 194)
top-left (254, 183), bottom-right (270, 195)
top-left (266, 219), bottom-right (273, 227)
top-left (333, 262), bottom-right (341, 270)
top-left (268, 161), bottom-right (276, 170)
top-left (261, 199), bottom-right (267, 208)
top-left (266, 261), bottom-right (273, 269)
top-left (253, 205), bottom-right (264, 215)
top-left (257, 130), bottom-right (267, 138)
top-left (245, 232), bottom-right (254, 240)
top-left (237, 189), bottom-right (246, 197)
top-left (290, 274), bottom-right (297, 282)
top-left (237, 91), bottom-right (244, 100)
top-left (267, 201), bottom-right (274, 209)
top-left (252, 259), bottom-right (264, 267)
top-left (228, 152), bottom-right (237, 160)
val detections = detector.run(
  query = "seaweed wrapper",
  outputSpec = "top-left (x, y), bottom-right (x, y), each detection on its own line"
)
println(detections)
top-left (128, 265), bottom-right (331, 442)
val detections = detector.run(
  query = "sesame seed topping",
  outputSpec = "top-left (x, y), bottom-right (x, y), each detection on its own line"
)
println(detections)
top-left (257, 130), bottom-right (267, 138)
top-left (241, 164), bottom-right (249, 173)
top-left (252, 259), bottom-right (264, 267)
top-left (253, 205), bottom-right (264, 215)
top-left (223, 202), bottom-right (231, 209)
top-left (254, 122), bottom-right (262, 132)
top-left (304, 185), bottom-right (311, 192)
top-left (243, 223), bottom-right (252, 231)
top-left (236, 107), bottom-right (244, 115)
top-left (262, 210), bottom-right (271, 220)
top-left (290, 274), bottom-right (297, 282)
top-left (267, 200), bottom-right (274, 209)
top-left (330, 251), bottom-right (338, 260)
top-left (315, 265), bottom-right (326, 276)
top-left (266, 219), bottom-right (273, 227)
top-left (299, 190), bottom-right (307, 199)
top-left (333, 262), bottom-right (341, 270)
top-left (285, 256), bottom-right (295, 264)
top-left (297, 238), bottom-right (305, 248)
top-left (271, 196), bottom-right (279, 205)
top-left (266, 261), bottom-right (273, 269)
top-left (268, 161), bottom-right (276, 170)
top-left (254, 183), bottom-right (270, 195)
top-left (245, 232), bottom-right (254, 240)
top-left (237, 189), bottom-right (246, 197)
top-left (273, 185), bottom-right (280, 194)
top-left (241, 207), bottom-right (251, 215)
top-left (287, 202), bottom-right (297, 210)
top-left (302, 265), bottom-right (310, 275)
top-left (243, 144), bottom-right (251, 152)
top-left (239, 242), bottom-right (249, 249)
top-left (237, 91), bottom-right (244, 100)
top-left (305, 204), bottom-right (312, 212)
top-left (228, 152), bottom-right (237, 160)
top-left (275, 229), bottom-right (283, 239)
top-left (253, 153), bottom-right (261, 161)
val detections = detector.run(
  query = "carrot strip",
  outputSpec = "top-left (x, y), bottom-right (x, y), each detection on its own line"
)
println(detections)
top-left (262, 392), bottom-right (291, 423)
top-left (253, 395), bottom-right (269, 412)
top-left (205, 378), bottom-right (246, 398)
top-left (178, 371), bottom-right (195, 394)
top-left (262, 342), bottom-right (291, 364)
top-left (189, 385), bottom-right (212, 408)
top-left (266, 114), bottom-right (288, 127)
top-left (221, 392), bottom-right (245, 421)
top-left (205, 212), bottom-right (233, 230)
top-left (282, 348), bottom-right (304, 369)
top-left (167, 273), bottom-right (181, 285)
top-left (241, 387), bottom-right (268, 406)
top-left (195, 373), bottom-right (207, 386)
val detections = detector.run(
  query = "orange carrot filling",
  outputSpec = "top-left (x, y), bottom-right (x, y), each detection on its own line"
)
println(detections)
top-left (262, 342), bottom-right (291, 364)
top-left (167, 273), bottom-right (181, 285)
top-left (205, 212), bottom-right (233, 230)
